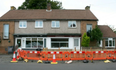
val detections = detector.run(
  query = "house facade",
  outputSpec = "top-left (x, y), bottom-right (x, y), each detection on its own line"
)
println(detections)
top-left (98, 25), bottom-right (116, 49)
top-left (0, 5), bottom-right (99, 53)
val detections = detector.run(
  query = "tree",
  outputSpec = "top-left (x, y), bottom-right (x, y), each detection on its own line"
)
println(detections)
top-left (90, 25), bottom-right (102, 41)
top-left (18, 0), bottom-right (63, 9)
top-left (108, 25), bottom-right (116, 33)
top-left (81, 33), bottom-right (90, 47)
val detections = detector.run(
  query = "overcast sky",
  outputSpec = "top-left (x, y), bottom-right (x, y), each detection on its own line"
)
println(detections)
top-left (0, 0), bottom-right (116, 26)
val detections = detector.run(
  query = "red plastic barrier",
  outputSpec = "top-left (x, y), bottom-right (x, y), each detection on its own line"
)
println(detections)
top-left (85, 51), bottom-right (93, 60)
top-left (70, 51), bottom-right (85, 60)
top-left (63, 51), bottom-right (70, 60)
top-left (25, 51), bottom-right (41, 60)
top-left (41, 51), bottom-right (48, 61)
top-left (114, 51), bottom-right (116, 59)
top-left (93, 51), bottom-right (106, 60)
top-left (18, 50), bottom-right (116, 61)
top-left (47, 51), bottom-right (54, 61)
top-left (55, 51), bottom-right (63, 61)
top-left (106, 51), bottom-right (114, 60)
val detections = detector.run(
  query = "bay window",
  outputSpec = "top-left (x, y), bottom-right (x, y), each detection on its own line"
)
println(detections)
top-left (105, 38), bottom-right (115, 47)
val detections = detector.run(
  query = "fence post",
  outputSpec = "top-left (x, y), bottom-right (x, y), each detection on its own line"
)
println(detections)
top-left (59, 47), bottom-right (60, 51)
top-left (75, 47), bottom-right (76, 51)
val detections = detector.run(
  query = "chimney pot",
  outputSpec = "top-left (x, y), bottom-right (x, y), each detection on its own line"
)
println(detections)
top-left (11, 6), bottom-right (16, 10)
top-left (85, 6), bottom-right (90, 10)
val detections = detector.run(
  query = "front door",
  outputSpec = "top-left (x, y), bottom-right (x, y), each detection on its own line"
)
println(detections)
top-left (16, 38), bottom-right (22, 48)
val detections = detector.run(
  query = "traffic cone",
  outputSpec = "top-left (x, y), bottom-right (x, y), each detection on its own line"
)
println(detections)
top-left (17, 49), bottom-right (19, 60)
top-left (11, 51), bottom-right (18, 62)
top-left (51, 53), bottom-right (58, 64)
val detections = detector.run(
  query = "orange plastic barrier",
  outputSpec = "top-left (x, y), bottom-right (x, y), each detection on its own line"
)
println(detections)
top-left (70, 51), bottom-right (85, 60)
top-left (26, 51), bottom-right (41, 60)
top-left (63, 51), bottom-right (70, 60)
top-left (114, 51), bottom-right (116, 59)
top-left (93, 51), bottom-right (106, 60)
top-left (55, 51), bottom-right (63, 61)
top-left (85, 51), bottom-right (93, 60)
top-left (106, 51), bottom-right (114, 60)
top-left (47, 51), bottom-right (54, 61)
top-left (41, 51), bottom-right (48, 61)
top-left (19, 50), bottom-right (26, 59)
top-left (18, 50), bottom-right (116, 61)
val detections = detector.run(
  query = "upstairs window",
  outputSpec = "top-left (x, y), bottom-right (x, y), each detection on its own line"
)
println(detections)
top-left (51, 21), bottom-right (60, 28)
top-left (68, 21), bottom-right (76, 28)
top-left (35, 20), bottom-right (43, 28)
top-left (19, 21), bottom-right (27, 28)
top-left (86, 24), bottom-right (92, 36)
top-left (3, 24), bottom-right (9, 39)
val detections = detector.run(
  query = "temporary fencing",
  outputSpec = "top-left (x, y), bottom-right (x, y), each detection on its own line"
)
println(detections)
top-left (18, 49), bottom-right (116, 62)
top-left (93, 51), bottom-right (106, 60)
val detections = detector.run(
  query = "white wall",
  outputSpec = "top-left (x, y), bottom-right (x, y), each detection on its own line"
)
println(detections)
top-left (46, 37), bottom-right (51, 49)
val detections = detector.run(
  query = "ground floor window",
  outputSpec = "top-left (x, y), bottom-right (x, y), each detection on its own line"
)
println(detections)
top-left (74, 39), bottom-right (79, 46)
top-left (25, 38), bottom-right (43, 48)
top-left (51, 38), bottom-right (68, 48)
top-left (105, 38), bottom-right (115, 47)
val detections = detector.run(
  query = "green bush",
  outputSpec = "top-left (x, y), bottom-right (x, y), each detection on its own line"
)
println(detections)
top-left (81, 33), bottom-right (90, 47)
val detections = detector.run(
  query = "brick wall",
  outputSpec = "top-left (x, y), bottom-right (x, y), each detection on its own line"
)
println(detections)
top-left (81, 21), bottom-right (97, 46)
top-left (0, 21), bottom-right (15, 54)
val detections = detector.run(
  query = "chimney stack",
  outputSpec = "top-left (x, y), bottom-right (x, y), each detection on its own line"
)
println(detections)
top-left (46, 3), bottom-right (52, 12)
top-left (11, 6), bottom-right (16, 10)
top-left (85, 6), bottom-right (90, 10)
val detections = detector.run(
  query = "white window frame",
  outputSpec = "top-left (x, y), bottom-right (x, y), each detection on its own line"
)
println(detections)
top-left (35, 20), bottom-right (43, 28)
top-left (68, 21), bottom-right (77, 28)
top-left (19, 20), bottom-right (27, 28)
top-left (105, 38), bottom-right (115, 48)
top-left (51, 21), bottom-right (60, 28)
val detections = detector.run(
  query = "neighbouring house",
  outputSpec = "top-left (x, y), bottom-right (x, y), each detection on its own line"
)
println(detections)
top-left (0, 4), bottom-right (99, 53)
top-left (98, 25), bottom-right (116, 49)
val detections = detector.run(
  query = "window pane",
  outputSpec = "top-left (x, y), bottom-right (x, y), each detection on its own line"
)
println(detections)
top-left (39, 21), bottom-right (43, 27)
top-left (105, 40), bottom-right (108, 46)
top-left (3, 24), bottom-right (9, 39)
top-left (60, 43), bottom-right (68, 47)
top-left (74, 39), bottom-right (79, 46)
top-left (51, 38), bottom-right (68, 48)
top-left (32, 38), bottom-right (37, 48)
top-left (35, 21), bottom-right (38, 27)
top-left (52, 21), bottom-right (55, 27)
top-left (86, 24), bottom-right (92, 32)
top-left (51, 43), bottom-right (59, 48)
top-left (109, 40), bottom-right (112, 46)
top-left (26, 38), bottom-right (31, 48)
top-left (37, 38), bottom-right (43, 48)
top-left (19, 23), bottom-right (22, 27)
top-left (68, 21), bottom-right (72, 27)
top-left (72, 21), bottom-right (76, 27)
top-left (23, 22), bottom-right (26, 27)
top-left (56, 21), bottom-right (59, 27)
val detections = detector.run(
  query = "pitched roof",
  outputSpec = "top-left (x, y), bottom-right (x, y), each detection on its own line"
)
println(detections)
top-left (0, 9), bottom-right (98, 20)
top-left (98, 25), bottom-right (116, 38)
